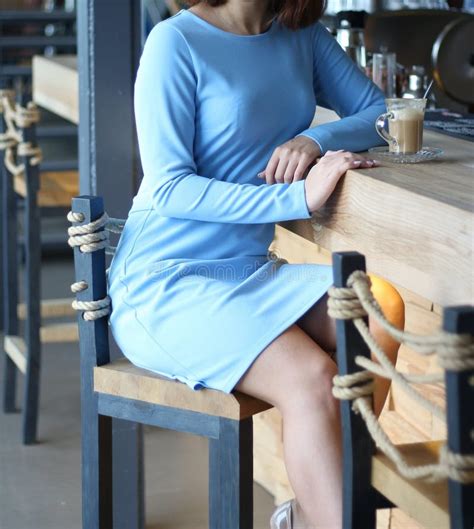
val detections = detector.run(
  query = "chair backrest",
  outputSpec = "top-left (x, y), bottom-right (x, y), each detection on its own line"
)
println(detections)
top-left (69, 196), bottom-right (110, 373)
top-left (332, 250), bottom-right (474, 529)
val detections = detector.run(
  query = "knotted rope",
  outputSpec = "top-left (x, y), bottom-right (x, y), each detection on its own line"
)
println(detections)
top-left (0, 94), bottom-right (42, 177)
top-left (67, 211), bottom-right (111, 321)
top-left (328, 271), bottom-right (474, 484)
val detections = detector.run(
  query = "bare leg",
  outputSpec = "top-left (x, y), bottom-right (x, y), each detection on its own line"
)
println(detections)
top-left (235, 324), bottom-right (343, 529)
top-left (297, 294), bottom-right (400, 418)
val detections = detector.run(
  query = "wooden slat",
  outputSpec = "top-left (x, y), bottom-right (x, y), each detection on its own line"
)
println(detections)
top-left (270, 224), bottom-right (330, 265)
top-left (40, 322), bottom-right (78, 343)
top-left (389, 508), bottom-right (424, 529)
top-left (32, 55), bottom-right (78, 124)
top-left (94, 357), bottom-right (272, 421)
top-left (4, 335), bottom-right (27, 374)
top-left (372, 440), bottom-right (449, 529)
top-left (14, 170), bottom-right (78, 207)
top-left (18, 298), bottom-right (75, 320)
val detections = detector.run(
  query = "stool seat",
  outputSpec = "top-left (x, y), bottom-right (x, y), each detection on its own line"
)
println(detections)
top-left (372, 440), bottom-right (449, 529)
top-left (14, 170), bottom-right (78, 207)
top-left (94, 357), bottom-right (272, 420)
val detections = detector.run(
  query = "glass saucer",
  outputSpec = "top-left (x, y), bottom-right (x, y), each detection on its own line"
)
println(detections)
top-left (367, 146), bottom-right (443, 164)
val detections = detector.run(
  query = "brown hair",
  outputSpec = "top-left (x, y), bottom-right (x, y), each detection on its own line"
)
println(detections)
top-left (183, 1), bottom-right (326, 30)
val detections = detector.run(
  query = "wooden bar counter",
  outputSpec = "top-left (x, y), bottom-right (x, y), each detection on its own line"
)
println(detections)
top-left (281, 108), bottom-right (473, 307)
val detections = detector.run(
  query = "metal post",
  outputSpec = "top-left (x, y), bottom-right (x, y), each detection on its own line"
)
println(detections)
top-left (209, 417), bottom-right (254, 529)
top-left (77, 2), bottom-right (144, 528)
top-left (2, 90), bottom-right (19, 414)
top-left (443, 306), bottom-right (474, 529)
top-left (332, 251), bottom-right (377, 529)
top-left (20, 96), bottom-right (42, 444)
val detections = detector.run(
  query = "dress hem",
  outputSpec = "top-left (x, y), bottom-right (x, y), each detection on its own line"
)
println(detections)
top-left (217, 278), bottom-right (333, 394)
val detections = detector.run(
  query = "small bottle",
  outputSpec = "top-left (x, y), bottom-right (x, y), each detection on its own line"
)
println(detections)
top-left (402, 66), bottom-right (427, 100)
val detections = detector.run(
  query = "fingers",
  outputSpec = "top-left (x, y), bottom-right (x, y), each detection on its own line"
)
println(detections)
top-left (258, 149), bottom-right (380, 184)
top-left (322, 150), bottom-right (380, 169)
top-left (274, 156), bottom-right (290, 184)
top-left (263, 149), bottom-right (280, 185)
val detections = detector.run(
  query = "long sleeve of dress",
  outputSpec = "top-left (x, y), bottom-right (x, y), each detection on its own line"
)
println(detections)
top-left (297, 23), bottom-right (387, 154)
top-left (134, 24), bottom-right (311, 224)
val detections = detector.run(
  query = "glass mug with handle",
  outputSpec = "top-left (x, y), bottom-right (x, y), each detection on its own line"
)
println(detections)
top-left (376, 98), bottom-right (427, 154)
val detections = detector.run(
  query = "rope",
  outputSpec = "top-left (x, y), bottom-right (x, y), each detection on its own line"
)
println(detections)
top-left (71, 281), bottom-right (88, 293)
top-left (72, 296), bottom-right (111, 321)
top-left (0, 89), bottom-right (15, 114)
top-left (67, 211), bottom-right (109, 253)
top-left (0, 95), bottom-right (22, 177)
top-left (17, 141), bottom-right (43, 165)
top-left (329, 271), bottom-right (474, 369)
top-left (68, 210), bottom-right (112, 321)
top-left (328, 270), bottom-right (474, 484)
top-left (14, 102), bottom-right (40, 129)
top-left (4, 147), bottom-right (23, 176)
top-left (106, 217), bottom-right (125, 234)
top-left (0, 96), bottom-right (43, 176)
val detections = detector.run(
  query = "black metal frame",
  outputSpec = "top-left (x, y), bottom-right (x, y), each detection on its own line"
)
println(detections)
top-left (332, 251), bottom-right (474, 529)
top-left (1, 93), bottom-right (42, 445)
top-left (77, 2), bottom-right (145, 526)
top-left (70, 195), bottom-right (254, 529)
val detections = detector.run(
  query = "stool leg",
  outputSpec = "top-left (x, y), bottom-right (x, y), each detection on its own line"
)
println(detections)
top-left (83, 403), bottom-right (113, 529)
top-left (209, 416), bottom-right (253, 529)
top-left (21, 110), bottom-right (41, 445)
top-left (2, 150), bottom-right (18, 414)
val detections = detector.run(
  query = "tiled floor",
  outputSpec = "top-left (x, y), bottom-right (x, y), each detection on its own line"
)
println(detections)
top-left (0, 255), bottom-right (275, 529)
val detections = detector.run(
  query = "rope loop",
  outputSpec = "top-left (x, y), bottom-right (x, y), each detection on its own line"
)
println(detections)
top-left (327, 284), bottom-right (367, 320)
top-left (71, 281), bottom-right (88, 293)
top-left (14, 102), bottom-right (40, 129)
top-left (437, 334), bottom-right (474, 371)
top-left (0, 89), bottom-right (15, 114)
top-left (17, 141), bottom-right (43, 166)
top-left (72, 296), bottom-right (111, 321)
top-left (67, 211), bottom-right (109, 253)
top-left (4, 147), bottom-right (24, 176)
top-left (439, 444), bottom-right (474, 484)
top-left (68, 211), bottom-right (111, 320)
top-left (332, 370), bottom-right (374, 401)
top-left (0, 94), bottom-right (22, 156)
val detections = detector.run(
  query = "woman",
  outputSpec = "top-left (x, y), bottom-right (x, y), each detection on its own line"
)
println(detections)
top-left (108, 1), bottom-right (391, 527)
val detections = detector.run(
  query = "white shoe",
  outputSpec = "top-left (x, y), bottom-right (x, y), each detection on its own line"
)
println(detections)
top-left (270, 499), bottom-right (294, 529)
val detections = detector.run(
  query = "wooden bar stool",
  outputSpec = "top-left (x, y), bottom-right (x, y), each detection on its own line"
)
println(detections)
top-left (68, 195), bottom-right (272, 529)
top-left (0, 89), bottom-right (79, 444)
top-left (330, 251), bottom-right (474, 529)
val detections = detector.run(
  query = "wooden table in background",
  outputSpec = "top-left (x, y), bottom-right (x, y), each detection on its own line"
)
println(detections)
top-left (32, 55), bottom-right (78, 124)
top-left (29, 54), bottom-right (79, 207)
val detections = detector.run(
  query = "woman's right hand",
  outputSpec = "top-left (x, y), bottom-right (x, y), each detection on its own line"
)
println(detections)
top-left (304, 150), bottom-right (378, 213)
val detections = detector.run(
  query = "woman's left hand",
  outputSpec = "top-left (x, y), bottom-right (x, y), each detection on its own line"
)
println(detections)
top-left (258, 136), bottom-right (321, 185)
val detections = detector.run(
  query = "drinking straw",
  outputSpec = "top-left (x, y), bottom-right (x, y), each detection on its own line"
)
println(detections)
top-left (423, 79), bottom-right (434, 100)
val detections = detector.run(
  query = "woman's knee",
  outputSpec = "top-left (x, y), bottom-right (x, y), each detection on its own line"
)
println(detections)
top-left (278, 357), bottom-right (339, 414)
top-left (234, 324), bottom-right (337, 410)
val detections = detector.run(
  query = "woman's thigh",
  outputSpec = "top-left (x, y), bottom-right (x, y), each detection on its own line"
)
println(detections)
top-left (234, 323), bottom-right (337, 410)
top-left (296, 293), bottom-right (337, 354)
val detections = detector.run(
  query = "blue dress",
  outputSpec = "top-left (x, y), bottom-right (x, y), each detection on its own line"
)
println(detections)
top-left (107, 9), bottom-right (386, 394)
